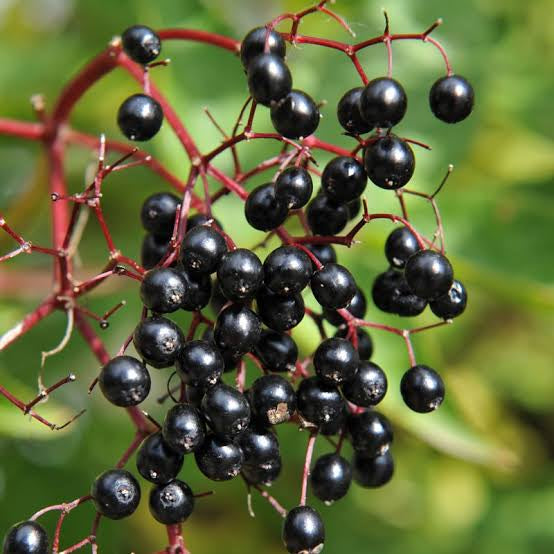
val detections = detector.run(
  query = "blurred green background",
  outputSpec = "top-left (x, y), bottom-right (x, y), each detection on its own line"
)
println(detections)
top-left (1, 0), bottom-right (553, 552)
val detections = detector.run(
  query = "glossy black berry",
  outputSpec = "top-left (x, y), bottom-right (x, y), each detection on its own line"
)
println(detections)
top-left (335, 327), bottom-right (374, 360)
top-left (140, 192), bottom-right (179, 238)
top-left (264, 245), bottom-right (313, 296)
top-left (241, 454), bottom-right (282, 486)
top-left (210, 279), bottom-right (228, 315)
top-left (348, 410), bottom-right (393, 456)
top-left (162, 403), bottom-right (206, 454)
top-left (214, 303), bottom-right (261, 354)
top-left (364, 135), bottom-right (415, 190)
top-left (217, 248), bottom-right (263, 301)
top-left (247, 54), bottom-right (292, 106)
top-left (324, 286), bottom-right (367, 326)
top-left (385, 226), bottom-right (421, 269)
top-left (133, 316), bottom-right (184, 368)
top-left (178, 268), bottom-right (212, 311)
top-left (240, 27), bottom-right (286, 69)
top-left (254, 330), bottom-right (298, 373)
top-left (121, 25), bottom-right (161, 65)
top-left (91, 469), bottom-right (141, 519)
top-left (400, 364), bottom-right (445, 413)
top-left (141, 233), bottom-right (169, 269)
top-left (310, 453), bottom-right (352, 503)
top-left (306, 194), bottom-right (348, 236)
top-left (319, 405), bottom-right (348, 437)
top-left (140, 268), bottom-right (187, 313)
top-left (430, 279), bottom-right (467, 319)
top-left (136, 432), bottom-right (184, 484)
top-left (245, 183), bottom-right (288, 231)
top-left (314, 337), bottom-right (359, 386)
top-left (352, 450), bottom-right (394, 488)
top-left (306, 244), bottom-right (337, 268)
top-left (282, 506), bottom-right (325, 554)
top-left (297, 376), bottom-right (345, 428)
top-left (346, 197), bottom-right (361, 220)
top-left (239, 426), bottom-right (282, 485)
top-left (256, 286), bottom-right (304, 331)
top-left (250, 374), bottom-right (296, 426)
top-left (181, 225), bottom-right (227, 275)
top-left (337, 86), bottom-right (373, 135)
top-left (187, 213), bottom-right (223, 231)
top-left (194, 433), bottom-right (244, 481)
top-left (149, 479), bottom-right (194, 525)
top-left (176, 340), bottom-right (224, 388)
top-left (404, 250), bottom-right (454, 300)
top-left (202, 382), bottom-right (251, 439)
top-left (274, 167), bottom-right (313, 210)
top-left (321, 156), bottom-right (367, 204)
top-left (117, 93), bottom-right (163, 141)
top-left (342, 361), bottom-right (387, 407)
top-left (360, 77), bottom-right (407, 128)
top-left (271, 90), bottom-right (320, 139)
top-left (2, 521), bottom-right (48, 554)
top-left (311, 263), bottom-right (356, 310)
top-left (98, 355), bottom-right (151, 407)
top-left (372, 269), bottom-right (427, 316)
top-left (430, 75), bottom-right (474, 123)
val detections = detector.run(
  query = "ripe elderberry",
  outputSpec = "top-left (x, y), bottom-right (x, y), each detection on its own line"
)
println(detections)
top-left (310, 453), bottom-right (352, 503)
top-left (162, 403), bottom-right (206, 454)
top-left (321, 156), bottom-right (367, 204)
top-left (179, 268), bottom-right (212, 311)
top-left (306, 244), bottom-right (337, 268)
top-left (217, 248), bottom-right (263, 301)
top-left (245, 183), bottom-right (288, 231)
top-left (400, 364), bottom-right (445, 413)
top-left (91, 469), bottom-right (141, 520)
top-left (214, 303), bottom-right (261, 354)
top-left (141, 233), bottom-right (169, 269)
top-left (149, 480), bottom-right (195, 525)
top-left (254, 329), bottom-right (298, 373)
top-left (136, 432), bottom-right (184, 485)
top-left (263, 245), bottom-right (313, 296)
top-left (348, 410), bottom-right (393, 457)
top-left (176, 339), bottom-right (224, 388)
top-left (364, 135), bottom-right (415, 190)
top-left (430, 74), bottom-right (474, 123)
top-left (352, 450), bottom-right (394, 488)
top-left (271, 89), bottom-right (320, 139)
top-left (240, 27), bottom-right (286, 69)
top-left (274, 166), bottom-right (313, 210)
top-left (181, 225), bottom-right (227, 275)
top-left (337, 87), bottom-right (373, 135)
top-left (256, 286), bottom-right (305, 332)
top-left (311, 263), bottom-right (356, 310)
top-left (306, 194), bottom-right (348, 236)
top-left (247, 54), bottom-right (292, 106)
top-left (404, 249), bottom-right (454, 300)
top-left (430, 279), bottom-right (467, 319)
top-left (334, 327), bottom-right (374, 361)
top-left (324, 286), bottom-right (367, 326)
top-left (239, 425), bottom-right (282, 485)
top-left (249, 374), bottom-right (296, 426)
top-left (117, 93), bottom-right (163, 141)
top-left (282, 506), bottom-right (325, 554)
top-left (297, 376), bottom-right (345, 428)
top-left (2, 521), bottom-right (49, 554)
top-left (372, 269), bottom-right (427, 317)
top-left (385, 226), bottom-right (421, 269)
top-left (133, 316), bottom-right (184, 368)
top-left (342, 361), bottom-right (387, 407)
top-left (140, 268), bottom-right (187, 313)
top-left (314, 337), bottom-right (359, 386)
top-left (360, 77), bottom-right (407, 128)
top-left (194, 433), bottom-right (244, 481)
top-left (98, 355), bottom-right (151, 407)
top-left (140, 192), bottom-right (179, 238)
top-left (121, 25), bottom-right (161, 65)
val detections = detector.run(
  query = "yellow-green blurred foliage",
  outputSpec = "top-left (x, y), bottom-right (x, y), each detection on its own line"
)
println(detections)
top-left (0, 0), bottom-right (553, 552)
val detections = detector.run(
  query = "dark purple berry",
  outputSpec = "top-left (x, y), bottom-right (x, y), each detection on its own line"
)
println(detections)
top-left (306, 194), bottom-right (348, 236)
top-left (404, 250), bottom-right (454, 300)
top-left (194, 434), bottom-right (244, 481)
top-left (360, 77), bottom-right (407, 128)
top-left (310, 453), bottom-right (352, 503)
top-left (91, 469), bottom-right (141, 519)
top-left (214, 304), bottom-right (261, 355)
top-left (364, 135), bottom-right (415, 190)
top-left (321, 156), bottom-right (367, 204)
top-left (335, 327), bottom-right (374, 360)
top-left (297, 376), bottom-right (345, 428)
top-left (429, 75), bottom-right (474, 123)
top-left (99, 355), bottom-right (151, 407)
top-left (162, 403), bottom-right (206, 454)
top-left (122, 25), bottom-right (161, 65)
top-left (176, 339), bottom-right (224, 388)
top-left (337, 87), bottom-right (373, 135)
top-left (250, 374), bottom-right (296, 426)
top-left (178, 268), bottom-right (212, 311)
top-left (181, 225), bottom-right (227, 275)
top-left (400, 364), bottom-right (445, 413)
top-left (264, 245), bottom-right (313, 296)
top-left (342, 361), bottom-right (387, 407)
top-left (274, 166), bottom-right (313, 210)
top-left (140, 268), bottom-right (187, 313)
top-left (348, 411), bottom-right (393, 456)
top-left (271, 90), bottom-right (320, 139)
top-left (256, 286), bottom-right (305, 331)
top-left (352, 450), bottom-right (394, 487)
top-left (245, 183), bottom-right (288, 231)
top-left (117, 93), bottom-right (163, 141)
top-left (254, 330), bottom-right (298, 373)
top-left (2, 521), bottom-right (48, 554)
top-left (385, 226), bottom-right (421, 269)
top-left (240, 27), bottom-right (286, 69)
top-left (149, 479), bottom-right (194, 525)
top-left (141, 233), bottom-right (169, 269)
top-left (136, 432), bottom-right (184, 484)
top-left (140, 192), bottom-right (179, 238)
top-left (314, 337), bottom-right (359, 386)
top-left (133, 316), bottom-right (184, 368)
top-left (247, 54), bottom-right (292, 106)
top-left (282, 506), bottom-right (325, 554)
top-left (217, 248), bottom-right (263, 302)
top-left (311, 263), bottom-right (356, 310)
top-left (429, 279), bottom-right (467, 319)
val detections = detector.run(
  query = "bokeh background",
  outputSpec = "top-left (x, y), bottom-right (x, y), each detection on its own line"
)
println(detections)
top-left (1, 0), bottom-right (553, 552)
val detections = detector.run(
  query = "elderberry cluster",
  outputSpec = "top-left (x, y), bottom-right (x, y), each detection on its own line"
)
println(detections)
top-left (3, 17), bottom-right (474, 554)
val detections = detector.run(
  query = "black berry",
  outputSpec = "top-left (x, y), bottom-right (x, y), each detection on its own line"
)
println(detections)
top-left (311, 263), bottom-right (356, 310)
top-left (254, 329), bottom-right (298, 373)
top-left (121, 25), bottom-right (161, 65)
top-left (372, 269), bottom-right (427, 316)
top-left (239, 425), bottom-right (282, 486)
top-left (91, 469), bottom-right (141, 519)
top-left (247, 54), bottom-right (292, 106)
top-left (310, 453), bottom-right (352, 503)
top-left (360, 77), bottom-right (407, 128)
top-left (429, 75), bottom-right (474, 123)
top-left (133, 316), bottom-right (184, 368)
top-left (264, 245), bottom-right (313, 296)
top-left (141, 233), bottom-right (169, 269)
top-left (217, 248), bottom-right (263, 301)
top-left (342, 361), bottom-right (387, 407)
top-left (140, 268), bottom-right (187, 313)
top-left (314, 337), bottom-right (359, 386)
top-left (140, 192), bottom-right (179, 238)
top-left (117, 93), bottom-right (163, 141)
top-left (245, 183), bottom-right (288, 231)
top-left (176, 339), bottom-right (224, 388)
top-left (429, 279), bottom-right (467, 319)
top-left (136, 432), bottom-right (184, 484)
top-left (306, 244), bottom-right (337, 268)
top-left (348, 410), bottom-right (393, 456)
top-left (404, 249), bottom-right (454, 300)
top-left (274, 166), bottom-right (313, 210)
top-left (385, 226), bottom-right (421, 269)
top-left (194, 433), bottom-right (244, 481)
top-left (324, 286), bottom-right (367, 326)
top-left (400, 364), bottom-right (445, 413)
top-left (364, 135), bottom-right (415, 190)
top-left (321, 156), bottom-right (367, 204)
top-left (306, 194), bottom-right (348, 236)
top-left (282, 506), bottom-right (325, 554)
top-left (2, 521), bottom-right (48, 554)
top-left (181, 225), bottom-right (227, 275)
top-left (297, 376), bottom-right (345, 428)
top-left (352, 450), bottom-right (394, 488)
top-left (178, 268), bottom-right (212, 311)
top-left (240, 27), bottom-right (286, 69)
top-left (256, 286), bottom-right (305, 331)
top-left (271, 90), bottom-right (320, 139)
top-left (162, 403), bottom-right (206, 454)
top-left (250, 374), bottom-right (296, 426)
top-left (214, 303), bottom-right (261, 354)
top-left (335, 327), bottom-right (374, 360)
top-left (99, 355), bottom-right (151, 407)
top-left (337, 87), bottom-right (373, 135)
top-left (149, 479), bottom-right (194, 525)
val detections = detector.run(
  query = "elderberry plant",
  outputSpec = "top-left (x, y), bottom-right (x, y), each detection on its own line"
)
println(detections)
top-left (0, 3), bottom-right (474, 553)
